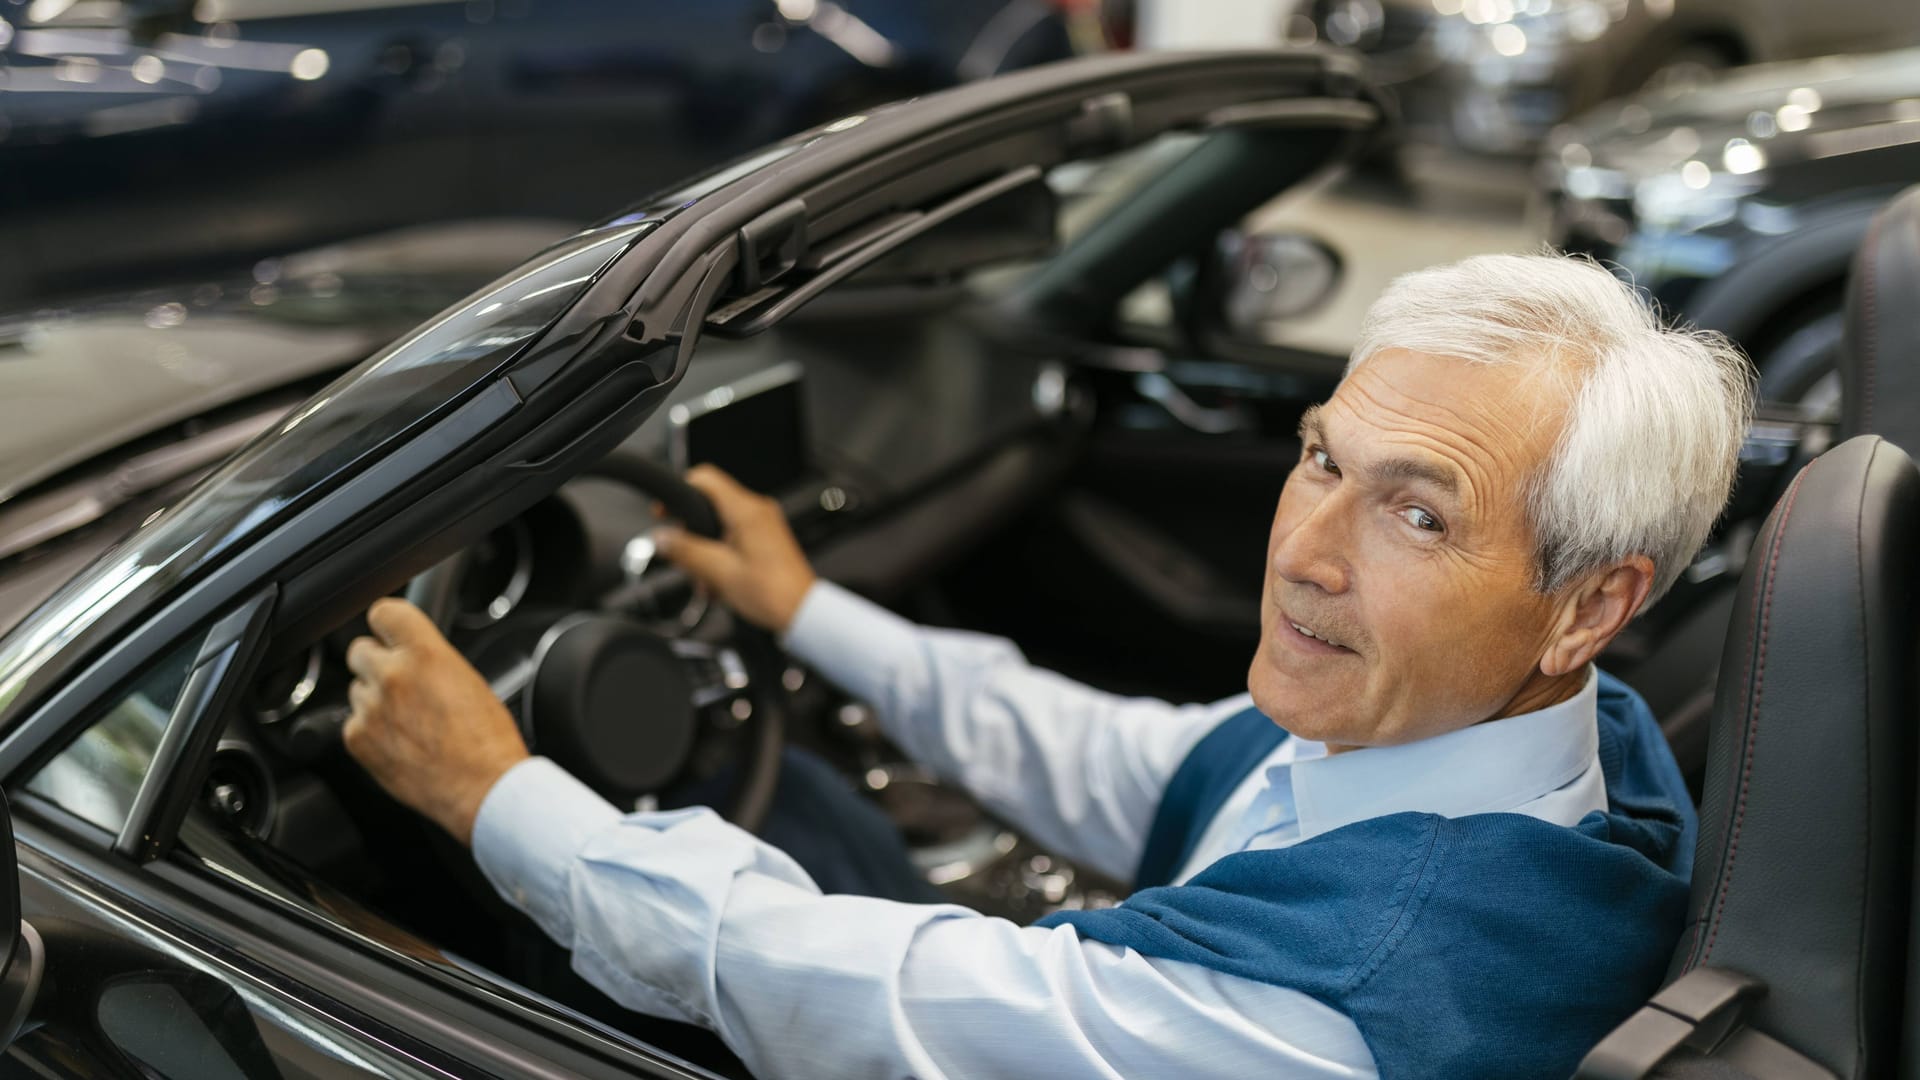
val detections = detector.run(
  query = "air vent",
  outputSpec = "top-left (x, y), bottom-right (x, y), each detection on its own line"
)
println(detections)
top-left (203, 742), bottom-right (275, 840)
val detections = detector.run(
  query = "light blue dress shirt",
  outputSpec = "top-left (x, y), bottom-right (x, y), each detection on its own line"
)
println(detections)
top-left (473, 580), bottom-right (1607, 1080)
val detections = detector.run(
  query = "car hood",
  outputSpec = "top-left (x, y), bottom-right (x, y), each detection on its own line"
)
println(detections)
top-left (0, 220), bottom-right (575, 506)
top-left (1552, 47), bottom-right (1920, 179)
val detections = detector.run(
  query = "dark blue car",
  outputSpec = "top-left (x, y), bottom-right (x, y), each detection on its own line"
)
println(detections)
top-left (0, 0), bottom-right (1077, 304)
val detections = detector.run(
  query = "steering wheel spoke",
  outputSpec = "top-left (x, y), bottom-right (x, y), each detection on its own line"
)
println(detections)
top-left (670, 639), bottom-right (752, 710)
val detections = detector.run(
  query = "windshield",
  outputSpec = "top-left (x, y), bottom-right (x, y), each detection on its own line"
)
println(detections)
top-left (0, 221), bottom-right (651, 717)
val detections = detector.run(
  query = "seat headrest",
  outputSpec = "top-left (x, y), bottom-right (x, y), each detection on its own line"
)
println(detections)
top-left (1842, 185), bottom-right (1920, 454)
top-left (1671, 435), bottom-right (1920, 1078)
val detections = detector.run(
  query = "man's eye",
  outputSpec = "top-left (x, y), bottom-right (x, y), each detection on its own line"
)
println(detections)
top-left (1310, 448), bottom-right (1339, 475)
top-left (1398, 507), bottom-right (1443, 533)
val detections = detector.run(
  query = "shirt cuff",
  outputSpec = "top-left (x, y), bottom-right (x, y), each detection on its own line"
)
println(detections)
top-left (780, 579), bottom-right (921, 706)
top-left (471, 756), bottom-right (622, 941)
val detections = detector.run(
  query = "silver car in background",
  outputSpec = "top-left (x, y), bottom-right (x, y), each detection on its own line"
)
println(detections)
top-left (1292, 0), bottom-right (1920, 153)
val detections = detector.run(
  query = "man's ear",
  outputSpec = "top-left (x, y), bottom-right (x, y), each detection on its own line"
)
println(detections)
top-left (1540, 555), bottom-right (1656, 678)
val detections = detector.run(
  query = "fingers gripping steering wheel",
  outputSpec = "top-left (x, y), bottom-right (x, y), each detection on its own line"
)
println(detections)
top-left (406, 455), bottom-right (785, 833)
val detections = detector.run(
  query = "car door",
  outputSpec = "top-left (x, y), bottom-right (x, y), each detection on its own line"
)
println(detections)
top-left (1, 589), bottom-right (720, 1078)
top-left (0, 596), bottom-right (458, 1078)
top-left (0, 49), bottom-right (1383, 1077)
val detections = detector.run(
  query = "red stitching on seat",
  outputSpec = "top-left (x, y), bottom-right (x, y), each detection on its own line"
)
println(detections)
top-left (1699, 467), bottom-right (1806, 964)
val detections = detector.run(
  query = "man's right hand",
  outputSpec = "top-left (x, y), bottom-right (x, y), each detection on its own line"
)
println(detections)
top-left (656, 464), bottom-right (818, 634)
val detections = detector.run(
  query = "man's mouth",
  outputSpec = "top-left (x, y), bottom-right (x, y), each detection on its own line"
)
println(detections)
top-left (1278, 609), bottom-right (1356, 655)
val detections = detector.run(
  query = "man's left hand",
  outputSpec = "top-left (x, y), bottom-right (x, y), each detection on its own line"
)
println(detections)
top-left (343, 597), bottom-right (530, 846)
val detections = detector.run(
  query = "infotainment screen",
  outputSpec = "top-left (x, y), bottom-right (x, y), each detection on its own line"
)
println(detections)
top-left (670, 362), bottom-right (810, 494)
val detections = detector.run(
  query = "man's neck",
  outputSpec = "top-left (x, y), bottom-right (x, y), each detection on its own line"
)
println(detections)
top-left (1499, 665), bottom-right (1589, 721)
top-left (1319, 665), bottom-right (1589, 756)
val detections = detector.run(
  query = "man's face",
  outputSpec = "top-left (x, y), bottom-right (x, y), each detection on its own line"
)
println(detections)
top-left (1248, 348), bottom-right (1573, 748)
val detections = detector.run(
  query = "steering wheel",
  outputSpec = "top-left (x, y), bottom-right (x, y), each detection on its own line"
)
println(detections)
top-left (406, 454), bottom-right (786, 833)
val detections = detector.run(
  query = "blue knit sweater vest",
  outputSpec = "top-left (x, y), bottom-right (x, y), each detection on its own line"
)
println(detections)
top-left (1037, 671), bottom-right (1695, 1079)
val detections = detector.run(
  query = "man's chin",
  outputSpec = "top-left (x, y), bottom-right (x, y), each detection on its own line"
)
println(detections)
top-left (1247, 646), bottom-right (1343, 737)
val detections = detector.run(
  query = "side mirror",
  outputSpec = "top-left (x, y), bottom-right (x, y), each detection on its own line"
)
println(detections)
top-left (1195, 229), bottom-right (1343, 342)
top-left (0, 793), bottom-right (43, 1050)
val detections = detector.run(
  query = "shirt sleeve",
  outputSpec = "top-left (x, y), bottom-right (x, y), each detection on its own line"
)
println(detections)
top-left (471, 759), bottom-right (1378, 1080)
top-left (780, 580), bottom-right (1234, 882)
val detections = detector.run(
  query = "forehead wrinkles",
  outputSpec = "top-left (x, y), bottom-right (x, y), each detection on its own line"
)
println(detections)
top-left (1328, 367), bottom-right (1561, 519)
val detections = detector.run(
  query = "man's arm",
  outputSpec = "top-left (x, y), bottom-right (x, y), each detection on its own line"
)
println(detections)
top-left (335, 547), bottom-right (1367, 1080)
top-left (660, 465), bottom-right (1232, 883)
top-left (474, 759), bottom-right (1377, 1080)
top-left (780, 578), bottom-right (1234, 882)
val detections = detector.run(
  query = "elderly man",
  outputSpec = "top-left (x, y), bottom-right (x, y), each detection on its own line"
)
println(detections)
top-left (341, 253), bottom-right (1753, 1079)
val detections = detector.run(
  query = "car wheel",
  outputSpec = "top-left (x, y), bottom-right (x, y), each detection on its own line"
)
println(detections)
top-left (1755, 304), bottom-right (1845, 421)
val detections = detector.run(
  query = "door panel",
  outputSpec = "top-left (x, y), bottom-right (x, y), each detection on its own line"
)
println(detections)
top-left (938, 359), bottom-right (1319, 703)
top-left (2, 844), bottom-right (451, 1080)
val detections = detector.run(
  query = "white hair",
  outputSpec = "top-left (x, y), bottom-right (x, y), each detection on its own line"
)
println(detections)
top-left (1348, 252), bottom-right (1754, 607)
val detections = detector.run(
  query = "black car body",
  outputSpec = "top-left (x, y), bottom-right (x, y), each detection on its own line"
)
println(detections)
top-left (0, 0), bottom-right (1075, 306)
top-left (1541, 47), bottom-right (1920, 410)
top-left (0, 50), bottom-right (1403, 1077)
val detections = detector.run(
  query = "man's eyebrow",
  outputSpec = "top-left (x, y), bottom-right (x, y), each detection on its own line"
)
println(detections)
top-left (1297, 406), bottom-right (1325, 445)
top-left (1298, 405), bottom-right (1463, 498)
top-left (1365, 456), bottom-right (1462, 498)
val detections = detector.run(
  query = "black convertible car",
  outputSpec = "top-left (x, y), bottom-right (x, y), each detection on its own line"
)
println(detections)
top-left (0, 50), bottom-right (1908, 1079)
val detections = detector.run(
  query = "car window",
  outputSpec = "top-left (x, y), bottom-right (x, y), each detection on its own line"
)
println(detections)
top-left (21, 633), bottom-right (204, 834)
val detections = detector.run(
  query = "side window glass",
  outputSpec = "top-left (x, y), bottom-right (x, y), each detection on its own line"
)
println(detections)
top-left (22, 635), bottom-right (204, 834)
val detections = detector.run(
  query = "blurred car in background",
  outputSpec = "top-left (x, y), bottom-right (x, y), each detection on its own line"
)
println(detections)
top-left (1541, 46), bottom-right (1920, 414)
top-left (0, 218), bottom-right (567, 636)
top-left (1294, 0), bottom-right (1920, 153)
top-left (0, 0), bottom-right (1079, 307)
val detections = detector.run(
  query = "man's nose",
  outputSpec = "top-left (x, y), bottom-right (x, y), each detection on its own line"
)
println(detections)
top-left (1270, 493), bottom-right (1352, 595)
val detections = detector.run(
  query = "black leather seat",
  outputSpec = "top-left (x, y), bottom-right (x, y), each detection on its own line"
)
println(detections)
top-left (1840, 181), bottom-right (1920, 1080)
top-left (1576, 435), bottom-right (1920, 1080)
top-left (1841, 184), bottom-right (1920, 455)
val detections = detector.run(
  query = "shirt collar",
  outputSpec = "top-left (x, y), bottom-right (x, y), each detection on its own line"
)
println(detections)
top-left (1283, 667), bottom-right (1600, 842)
